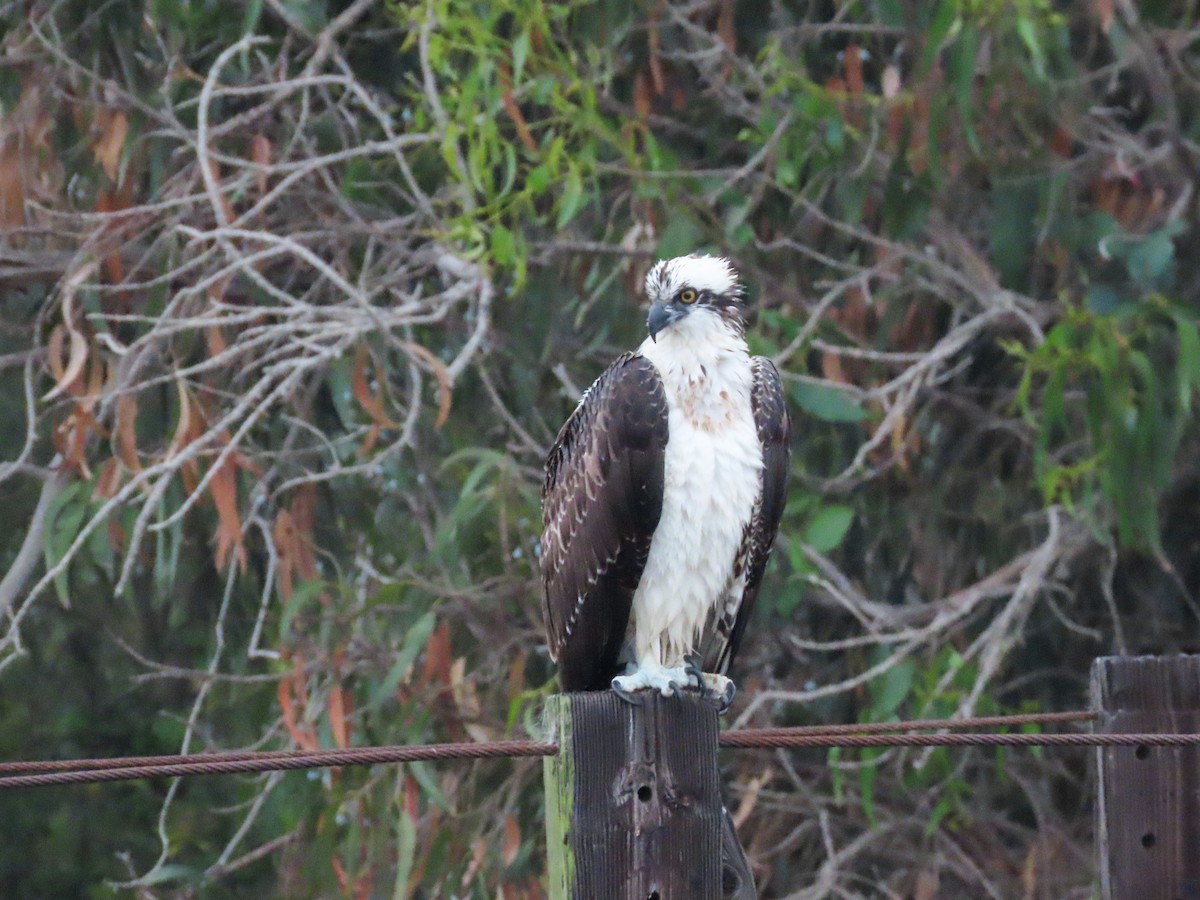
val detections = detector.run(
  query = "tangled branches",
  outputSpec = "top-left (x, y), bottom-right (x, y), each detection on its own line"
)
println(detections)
top-left (3, 0), bottom-right (1200, 895)
top-left (0, 13), bottom-right (495, 663)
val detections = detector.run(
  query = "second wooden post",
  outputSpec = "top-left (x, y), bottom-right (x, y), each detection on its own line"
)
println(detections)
top-left (1092, 654), bottom-right (1200, 899)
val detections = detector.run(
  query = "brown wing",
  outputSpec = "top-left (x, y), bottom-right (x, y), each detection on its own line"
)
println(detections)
top-left (540, 353), bottom-right (668, 691)
top-left (706, 355), bottom-right (790, 675)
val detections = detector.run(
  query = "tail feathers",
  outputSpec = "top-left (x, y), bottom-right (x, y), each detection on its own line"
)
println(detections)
top-left (721, 804), bottom-right (757, 899)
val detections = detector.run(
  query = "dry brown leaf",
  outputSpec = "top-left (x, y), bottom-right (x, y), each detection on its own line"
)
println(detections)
top-left (292, 651), bottom-right (310, 706)
top-left (328, 683), bottom-right (350, 749)
top-left (289, 485), bottom-right (320, 583)
top-left (1021, 839), bottom-right (1038, 897)
top-left (404, 341), bottom-right (453, 429)
top-left (499, 63), bottom-right (538, 153)
top-left (330, 856), bottom-right (350, 895)
top-left (82, 348), bottom-right (105, 413)
top-left (209, 447), bottom-right (246, 571)
top-left (273, 508), bottom-right (297, 602)
top-left (908, 89), bottom-right (931, 175)
top-left (206, 324), bottom-right (228, 359)
top-left (405, 773), bottom-right (420, 821)
top-left (422, 624), bottom-right (451, 696)
top-left (52, 410), bottom-right (87, 482)
top-left (461, 837), bottom-right (488, 891)
top-left (352, 343), bottom-right (397, 429)
top-left (891, 411), bottom-right (917, 474)
top-left (0, 85), bottom-right (55, 227)
top-left (169, 384), bottom-right (213, 496)
top-left (0, 142), bottom-right (24, 227)
top-left (279, 655), bottom-right (319, 751)
top-left (278, 676), bottom-right (317, 751)
top-left (358, 423), bottom-right (382, 458)
top-left (251, 133), bottom-right (271, 196)
top-left (845, 45), bottom-right (864, 96)
top-left (166, 378), bottom-right (196, 459)
top-left (647, 2), bottom-right (665, 95)
top-left (1049, 126), bottom-right (1073, 159)
top-left (449, 657), bottom-right (476, 715)
top-left (91, 110), bottom-right (128, 182)
top-left (451, 656), bottom-right (493, 742)
top-left (329, 645), bottom-right (352, 750)
top-left (420, 620), bottom-right (463, 740)
top-left (45, 324), bottom-right (65, 384)
top-left (501, 815), bottom-right (521, 867)
top-left (53, 408), bottom-right (93, 478)
top-left (43, 325), bottom-right (89, 401)
top-left (94, 457), bottom-right (123, 500)
top-left (506, 649), bottom-right (527, 703)
top-left (50, 325), bottom-right (105, 477)
top-left (821, 351), bottom-right (847, 385)
top-left (107, 516), bottom-right (126, 554)
top-left (633, 70), bottom-right (653, 119)
top-left (273, 488), bottom-right (328, 615)
top-left (914, 868), bottom-right (939, 900)
top-left (95, 189), bottom-right (128, 287)
top-left (352, 345), bottom-right (396, 458)
top-left (716, 0), bottom-right (736, 56)
top-left (354, 866), bottom-right (373, 900)
top-left (114, 392), bottom-right (141, 473)
top-left (891, 414), bottom-right (910, 473)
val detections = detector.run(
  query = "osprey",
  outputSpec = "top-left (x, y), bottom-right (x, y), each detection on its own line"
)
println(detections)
top-left (540, 255), bottom-right (790, 704)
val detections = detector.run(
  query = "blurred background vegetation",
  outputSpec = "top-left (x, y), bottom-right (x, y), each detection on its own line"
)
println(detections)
top-left (1, 0), bottom-right (1199, 896)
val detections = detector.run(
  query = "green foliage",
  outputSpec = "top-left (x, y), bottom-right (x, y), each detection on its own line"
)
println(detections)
top-left (833, 647), bottom-right (1017, 835)
top-left (390, 0), bottom-right (632, 282)
top-left (1014, 302), bottom-right (1200, 552)
top-left (3, 0), bottom-right (1200, 895)
top-left (791, 381), bottom-right (868, 423)
top-left (804, 505), bottom-right (856, 554)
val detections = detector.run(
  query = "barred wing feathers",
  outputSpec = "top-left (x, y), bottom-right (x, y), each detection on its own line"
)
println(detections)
top-left (540, 353), bottom-right (669, 691)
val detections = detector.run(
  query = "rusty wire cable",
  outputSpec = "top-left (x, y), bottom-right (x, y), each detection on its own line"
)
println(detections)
top-left (2, 708), bottom-right (1196, 790)
top-left (0, 749), bottom-right (314, 775)
top-left (716, 730), bottom-right (1198, 750)
top-left (0, 741), bottom-right (558, 789)
top-left (0, 710), bottom-right (1095, 778)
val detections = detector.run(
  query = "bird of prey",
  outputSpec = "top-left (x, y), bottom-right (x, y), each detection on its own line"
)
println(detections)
top-left (540, 254), bottom-right (790, 705)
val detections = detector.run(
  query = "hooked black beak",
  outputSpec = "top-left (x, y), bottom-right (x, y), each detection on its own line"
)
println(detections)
top-left (647, 302), bottom-right (678, 342)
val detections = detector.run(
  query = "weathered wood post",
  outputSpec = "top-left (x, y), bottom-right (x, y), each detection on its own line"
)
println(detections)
top-left (543, 692), bottom-right (724, 899)
top-left (1092, 655), bottom-right (1200, 899)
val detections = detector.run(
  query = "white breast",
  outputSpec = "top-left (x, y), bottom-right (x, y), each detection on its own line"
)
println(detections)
top-left (631, 314), bottom-right (763, 668)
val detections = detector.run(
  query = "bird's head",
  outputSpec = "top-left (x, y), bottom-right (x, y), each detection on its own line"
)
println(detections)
top-left (643, 254), bottom-right (744, 342)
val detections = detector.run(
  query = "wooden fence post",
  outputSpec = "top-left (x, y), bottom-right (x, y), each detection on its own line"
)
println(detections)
top-left (543, 691), bottom-right (724, 899)
top-left (1092, 654), bottom-right (1200, 899)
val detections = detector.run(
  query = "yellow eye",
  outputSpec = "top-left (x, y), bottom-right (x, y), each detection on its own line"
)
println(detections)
top-left (678, 289), bottom-right (697, 304)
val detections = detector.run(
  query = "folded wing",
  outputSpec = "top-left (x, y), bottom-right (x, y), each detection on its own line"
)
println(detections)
top-left (540, 353), bottom-right (669, 690)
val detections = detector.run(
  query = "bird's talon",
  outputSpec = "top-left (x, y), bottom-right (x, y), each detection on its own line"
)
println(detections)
top-left (712, 681), bottom-right (736, 714)
top-left (610, 678), bottom-right (645, 705)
